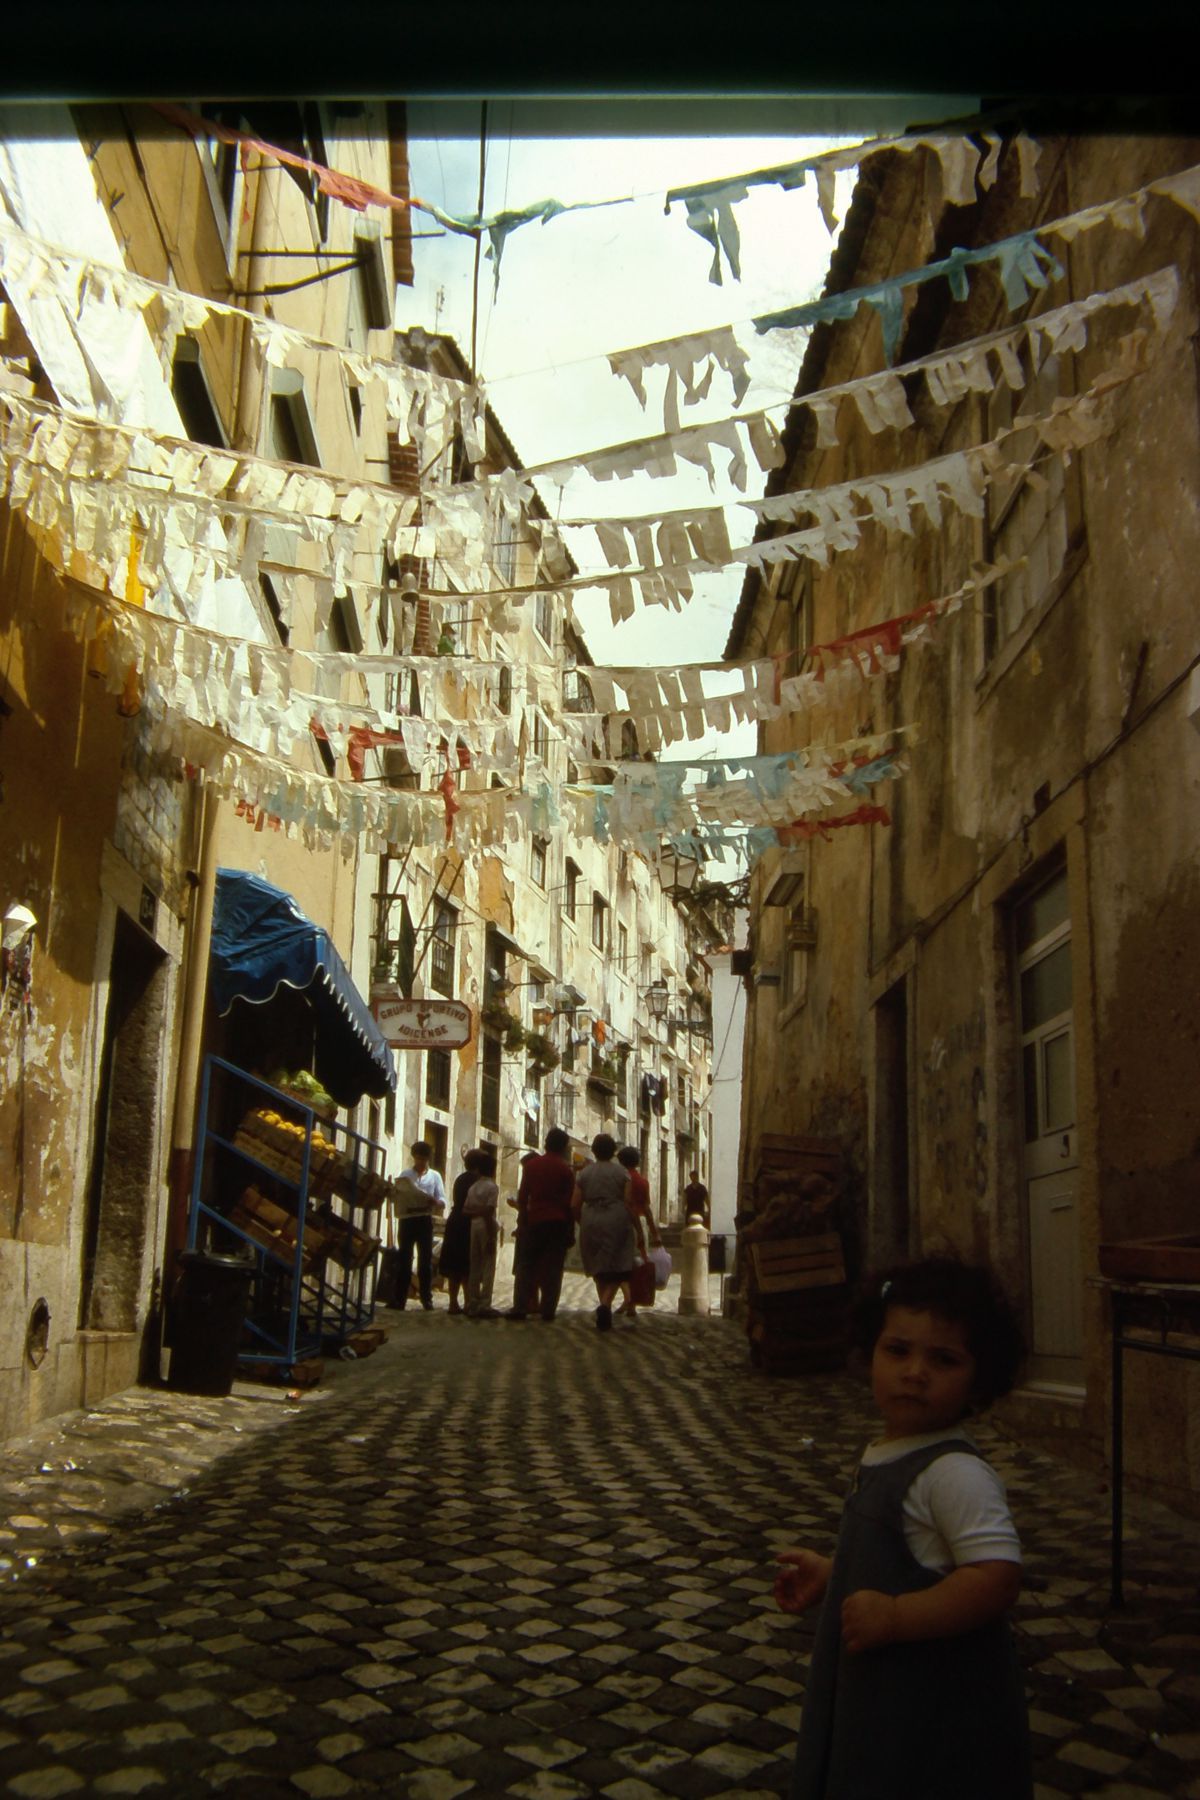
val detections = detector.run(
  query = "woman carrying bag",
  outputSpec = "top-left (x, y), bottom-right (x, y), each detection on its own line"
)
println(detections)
top-left (575, 1133), bottom-right (636, 1332)
top-left (616, 1143), bottom-right (661, 1321)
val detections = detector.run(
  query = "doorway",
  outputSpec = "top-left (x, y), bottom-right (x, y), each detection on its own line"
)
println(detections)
top-left (1015, 869), bottom-right (1083, 1388)
top-left (79, 911), bottom-right (168, 1332)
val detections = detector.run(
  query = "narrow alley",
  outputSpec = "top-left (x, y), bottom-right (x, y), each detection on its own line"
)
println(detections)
top-left (1, 1293), bottom-right (1198, 1799)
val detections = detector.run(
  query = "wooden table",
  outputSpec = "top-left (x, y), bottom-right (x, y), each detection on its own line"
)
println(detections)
top-left (1091, 1277), bottom-right (1200, 1606)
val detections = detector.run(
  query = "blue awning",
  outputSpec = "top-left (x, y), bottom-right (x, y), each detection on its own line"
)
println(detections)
top-left (210, 869), bottom-right (396, 1106)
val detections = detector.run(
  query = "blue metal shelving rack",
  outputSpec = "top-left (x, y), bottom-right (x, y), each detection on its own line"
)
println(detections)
top-left (186, 1055), bottom-right (386, 1376)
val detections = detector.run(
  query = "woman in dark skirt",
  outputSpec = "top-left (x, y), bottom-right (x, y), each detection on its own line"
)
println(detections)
top-left (440, 1147), bottom-right (486, 1314)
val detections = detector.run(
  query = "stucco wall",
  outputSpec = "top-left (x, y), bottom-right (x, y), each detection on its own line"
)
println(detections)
top-left (736, 133), bottom-right (1200, 1510)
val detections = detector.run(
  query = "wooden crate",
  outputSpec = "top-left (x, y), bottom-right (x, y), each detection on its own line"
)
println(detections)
top-left (754, 1133), bottom-right (843, 1185)
top-left (231, 1187), bottom-right (332, 1273)
top-left (750, 1232), bottom-right (846, 1293)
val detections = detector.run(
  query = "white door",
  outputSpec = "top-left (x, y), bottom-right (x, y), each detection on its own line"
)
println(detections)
top-left (1016, 873), bottom-right (1084, 1388)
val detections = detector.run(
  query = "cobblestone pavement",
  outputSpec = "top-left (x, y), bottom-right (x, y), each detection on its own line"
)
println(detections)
top-left (1, 1269), bottom-right (1198, 1798)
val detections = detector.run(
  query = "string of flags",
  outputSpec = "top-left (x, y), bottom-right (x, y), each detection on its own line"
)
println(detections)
top-left (0, 314), bottom-right (1160, 642)
top-left (3, 124), bottom-right (1197, 865)
top-left (2, 159), bottom-right (1191, 463)
top-left (154, 102), bottom-right (1044, 291)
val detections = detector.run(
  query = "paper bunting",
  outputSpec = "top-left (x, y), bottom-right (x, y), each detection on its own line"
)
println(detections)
top-left (753, 231), bottom-right (1066, 362)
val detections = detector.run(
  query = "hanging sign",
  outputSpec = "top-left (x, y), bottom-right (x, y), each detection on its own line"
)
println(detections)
top-left (372, 993), bottom-right (473, 1050)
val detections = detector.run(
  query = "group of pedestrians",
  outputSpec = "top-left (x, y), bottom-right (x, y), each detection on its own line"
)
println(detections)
top-left (389, 1131), bottom-right (666, 1329)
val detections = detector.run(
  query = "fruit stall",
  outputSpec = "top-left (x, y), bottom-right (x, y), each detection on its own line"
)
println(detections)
top-left (178, 868), bottom-right (399, 1380)
top-left (187, 1056), bottom-right (390, 1374)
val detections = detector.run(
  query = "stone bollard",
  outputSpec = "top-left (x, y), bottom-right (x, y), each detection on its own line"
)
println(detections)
top-left (677, 1213), bottom-right (710, 1317)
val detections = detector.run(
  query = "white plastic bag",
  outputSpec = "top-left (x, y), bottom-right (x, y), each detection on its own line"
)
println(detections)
top-left (649, 1244), bottom-right (672, 1289)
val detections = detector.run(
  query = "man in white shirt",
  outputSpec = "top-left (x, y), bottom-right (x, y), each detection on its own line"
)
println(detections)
top-left (394, 1141), bottom-right (447, 1311)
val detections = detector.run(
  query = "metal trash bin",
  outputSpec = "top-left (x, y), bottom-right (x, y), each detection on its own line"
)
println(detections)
top-left (376, 1245), bottom-right (404, 1307)
top-left (168, 1248), bottom-right (254, 1396)
top-left (708, 1234), bottom-right (727, 1275)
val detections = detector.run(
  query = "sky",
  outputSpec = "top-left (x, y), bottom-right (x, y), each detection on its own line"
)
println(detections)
top-left (392, 103), bottom-right (867, 709)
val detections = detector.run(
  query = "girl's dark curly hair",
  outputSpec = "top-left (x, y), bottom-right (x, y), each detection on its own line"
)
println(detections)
top-left (851, 1256), bottom-right (1026, 1409)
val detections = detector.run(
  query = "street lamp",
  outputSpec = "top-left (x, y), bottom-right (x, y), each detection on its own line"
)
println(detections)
top-left (643, 978), bottom-right (670, 1020)
top-left (659, 846), bottom-right (703, 897)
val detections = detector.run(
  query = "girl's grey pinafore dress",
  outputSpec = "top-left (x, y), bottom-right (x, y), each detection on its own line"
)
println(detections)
top-left (790, 1439), bottom-right (1032, 1800)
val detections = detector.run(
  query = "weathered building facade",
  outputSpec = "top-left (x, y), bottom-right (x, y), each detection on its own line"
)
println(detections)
top-left (0, 101), bottom-right (718, 1442)
top-left (361, 333), bottom-right (718, 1215)
top-left (728, 133), bottom-right (1200, 1512)
top-left (0, 101), bottom-right (409, 1434)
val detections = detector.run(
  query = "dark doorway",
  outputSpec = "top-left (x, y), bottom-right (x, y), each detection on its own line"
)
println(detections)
top-left (872, 978), bottom-right (910, 1263)
top-left (79, 911), bottom-right (168, 1332)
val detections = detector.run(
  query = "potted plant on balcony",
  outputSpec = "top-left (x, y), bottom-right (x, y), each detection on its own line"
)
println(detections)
top-left (481, 1000), bottom-right (525, 1048)
top-left (525, 1032), bottom-right (561, 1079)
top-left (588, 1055), bottom-right (621, 1093)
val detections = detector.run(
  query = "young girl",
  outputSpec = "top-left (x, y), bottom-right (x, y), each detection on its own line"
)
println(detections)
top-left (776, 1257), bottom-right (1032, 1800)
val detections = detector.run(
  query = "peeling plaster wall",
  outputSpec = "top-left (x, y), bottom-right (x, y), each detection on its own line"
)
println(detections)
top-left (737, 134), bottom-right (1200, 1512)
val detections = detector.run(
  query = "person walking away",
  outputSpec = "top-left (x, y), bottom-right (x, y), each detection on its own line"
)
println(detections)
top-left (463, 1148), bottom-right (501, 1319)
top-left (508, 1149), bottom-right (541, 1316)
top-left (775, 1256), bottom-right (1031, 1800)
top-left (683, 1168), bottom-right (709, 1225)
top-left (508, 1129), bottom-right (577, 1322)
top-left (575, 1133), bottom-right (635, 1332)
top-left (394, 1140), bottom-right (447, 1311)
top-left (440, 1147), bottom-right (487, 1315)
top-left (614, 1144), bottom-right (662, 1322)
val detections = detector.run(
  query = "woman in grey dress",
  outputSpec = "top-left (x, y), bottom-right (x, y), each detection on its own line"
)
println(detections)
top-left (575, 1133), bottom-right (636, 1331)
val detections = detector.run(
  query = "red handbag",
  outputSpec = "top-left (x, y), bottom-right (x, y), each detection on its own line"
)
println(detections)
top-left (628, 1258), bottom-right (656, 1307)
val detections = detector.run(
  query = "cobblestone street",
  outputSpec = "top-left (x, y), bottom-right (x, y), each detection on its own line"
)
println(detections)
top-left (1, 1274), bottom-right (1199, 1798)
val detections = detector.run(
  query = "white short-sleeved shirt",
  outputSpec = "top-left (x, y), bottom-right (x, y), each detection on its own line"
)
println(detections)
top-left (860, 1425), bottom-right (1021, 1575)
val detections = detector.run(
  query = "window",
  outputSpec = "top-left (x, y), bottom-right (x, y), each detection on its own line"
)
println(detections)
top-left (783, 905), bottom-right (811, 1009)
top-left (591, 894), bottom-right (607, 951)
top-left (425, 1048), bottom-right (452, 1110)
top-left (171, 338), bottom-right (227, 448)
top-left (429, 901), bottom-right (456, 997)
top-left (325, 593), bottom-right (363, 654)
top-left (259, 572), bottom-right (289, 646)
top-left (252, 100), bottom-right (331, 239)
top-left (492, 522), bottom-right (518, 589)
top-left (563, 859), bottom-right (580, 921)
top-left (620, 719), bottom-right (640, 760)
top-left (523, 1066), bottom-right (541, 1150)
top-left (481, 1034), bottom-right (502, 1131)
top-left (786, 564), bottom-right (813, 674)
top-left (617, 921), bottom-right (629, 975)
top-left (497, 664), bottom-right (512, 715)
top-left (534, 591), bottom-right (554, 645)
top-left (267, 371), bottom-right (320, 467)
top-left (382, 747), bottom-right (419, 791)
top-left (563, 667), bottom-right (593, 713)
top-left (196, 102), bottom-right (245, 253)
top-left (483, 925), bottom-right (507, 1005)
top-left (531, 711), bottom-right (550, 765)
top-left (531, 836), bottom-right (548, 889)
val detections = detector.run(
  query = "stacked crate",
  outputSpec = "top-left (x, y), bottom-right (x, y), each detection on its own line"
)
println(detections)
top-left (742, 1135), bottom-right (851, 1376)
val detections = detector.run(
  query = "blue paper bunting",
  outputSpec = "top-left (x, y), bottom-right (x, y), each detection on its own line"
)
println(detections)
top-left (752, 231), bottom-right (1064, 364)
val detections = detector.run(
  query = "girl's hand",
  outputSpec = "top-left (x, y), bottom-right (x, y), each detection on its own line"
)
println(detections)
top-left (840, 1588), bottom-right (899, 1652)
top-left (774, 1549), bottom-right (832, 1614)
